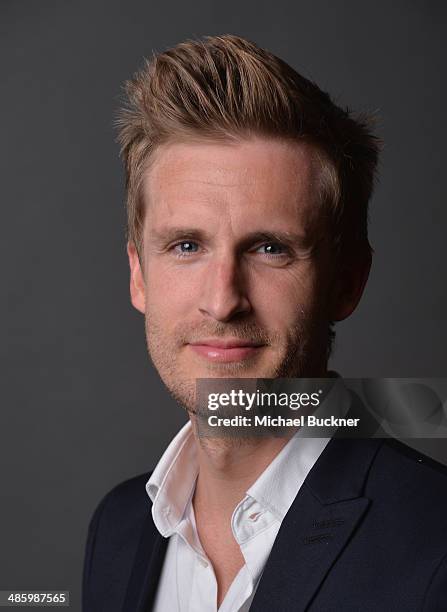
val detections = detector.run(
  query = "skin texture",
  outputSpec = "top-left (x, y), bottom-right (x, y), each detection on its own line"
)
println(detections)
top-left (127, 136), bottom-right (371, 606)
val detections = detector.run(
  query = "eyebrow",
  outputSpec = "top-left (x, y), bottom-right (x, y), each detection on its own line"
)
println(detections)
top-left (240, 230), bottom-right (312, 250)
top-left (150, 227), bottom-right (210, 245)
top-left (150, 227), bottom-right (313, 249)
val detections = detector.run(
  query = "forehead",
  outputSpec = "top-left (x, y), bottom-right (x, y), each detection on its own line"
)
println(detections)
top-left (141, 137), bottom-right (323, 228)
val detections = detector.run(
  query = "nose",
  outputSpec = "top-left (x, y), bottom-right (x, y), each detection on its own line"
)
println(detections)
top-left (198, 254), bottom-right (252, 322)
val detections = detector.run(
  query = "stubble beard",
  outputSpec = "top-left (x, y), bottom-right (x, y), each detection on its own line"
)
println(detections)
top-left (143, 310), bottom-right (329, 416)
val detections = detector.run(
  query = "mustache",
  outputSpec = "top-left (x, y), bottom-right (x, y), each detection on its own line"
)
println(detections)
top-left (175, 320), bottom-right (280, 346)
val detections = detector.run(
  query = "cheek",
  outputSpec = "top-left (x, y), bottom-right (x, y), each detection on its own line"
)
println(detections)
top-left (248, 263), bottom-right (322, 325)
top-left (145, 261), bottom-right (200, 318)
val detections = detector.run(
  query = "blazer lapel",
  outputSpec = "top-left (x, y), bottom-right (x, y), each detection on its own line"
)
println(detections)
top-left (250, 437), bottom-right (383, 612)
top-left (122, 509), bottom-right (169, 612)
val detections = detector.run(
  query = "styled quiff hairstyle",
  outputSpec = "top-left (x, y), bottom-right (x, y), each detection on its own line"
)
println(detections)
top-left (116, 34), bottom-right (380, 264)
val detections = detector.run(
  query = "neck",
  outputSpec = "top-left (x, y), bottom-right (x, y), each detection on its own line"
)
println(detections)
top-left (191, 419), bottom-right (295, 521)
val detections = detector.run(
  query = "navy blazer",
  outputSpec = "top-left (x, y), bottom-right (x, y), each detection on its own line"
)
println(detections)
top-left (82, 437), bottom-right (447, 611)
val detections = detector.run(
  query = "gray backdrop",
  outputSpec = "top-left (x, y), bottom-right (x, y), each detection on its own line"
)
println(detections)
top-left (1, 1), bottom-right (446, 610)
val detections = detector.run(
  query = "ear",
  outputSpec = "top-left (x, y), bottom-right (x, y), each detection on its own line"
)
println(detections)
top-left (127, 241), bottom-right (146, 314)
top-left (331, 250), bottom-right (372, 322)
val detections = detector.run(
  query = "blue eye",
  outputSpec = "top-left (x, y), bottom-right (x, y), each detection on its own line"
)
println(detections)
top-left (257, 243), bottom-right (285, 256)
top-left (174, 241), bottom-right (199, 255)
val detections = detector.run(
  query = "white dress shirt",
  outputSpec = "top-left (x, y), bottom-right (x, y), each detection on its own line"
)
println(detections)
top-left (147, 378), bottom-right (350, 612)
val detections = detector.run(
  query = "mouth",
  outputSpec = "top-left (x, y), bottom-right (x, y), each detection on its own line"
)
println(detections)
top-left (188, 338), bottom-right (266, 362)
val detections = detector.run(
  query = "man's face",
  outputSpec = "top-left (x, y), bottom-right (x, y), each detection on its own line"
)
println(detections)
top-left (128, 137), bottom-right (342, 410)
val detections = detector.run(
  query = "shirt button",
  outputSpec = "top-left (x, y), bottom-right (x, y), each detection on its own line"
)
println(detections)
top-left (198, 557), bottom-right (208, 568)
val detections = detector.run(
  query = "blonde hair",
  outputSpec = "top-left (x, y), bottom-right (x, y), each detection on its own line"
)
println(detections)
top-left (116, 34), bottom-right (380, 261)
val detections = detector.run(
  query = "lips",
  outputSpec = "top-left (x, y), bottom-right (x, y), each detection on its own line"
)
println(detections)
top-left (188, 338), bottom-right (265, 362)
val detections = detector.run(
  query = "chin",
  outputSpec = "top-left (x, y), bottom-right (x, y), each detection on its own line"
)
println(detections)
top-left (192, 359), bottom-right (274, 378)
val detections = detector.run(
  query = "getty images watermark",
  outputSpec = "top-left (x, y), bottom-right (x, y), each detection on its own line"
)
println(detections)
top-left (194, 378), bottom-right (447, 439)
top-left (205, 387), bottom-right (359, 429)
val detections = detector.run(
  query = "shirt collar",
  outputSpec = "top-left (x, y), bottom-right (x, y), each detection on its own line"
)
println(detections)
top-left (248, 375), bottom-right (350, 520)
top-left (146, 420), bottom-right (197, 536)
top-left (245, 434), bottom-right (330, 521)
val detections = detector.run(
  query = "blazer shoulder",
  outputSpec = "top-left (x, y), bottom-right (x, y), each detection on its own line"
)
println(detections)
top-left (88, 471), bottom-right (154, 534)
top-left (372, 438), bottom-right (447, 506)
top-left (102, 471), bottom-right (153, 508)
top-left (381, 438), bottom-right (447, 477)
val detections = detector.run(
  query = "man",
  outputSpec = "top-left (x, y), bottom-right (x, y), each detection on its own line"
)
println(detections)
top-left (82, 35), bottom-right (447, 611)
